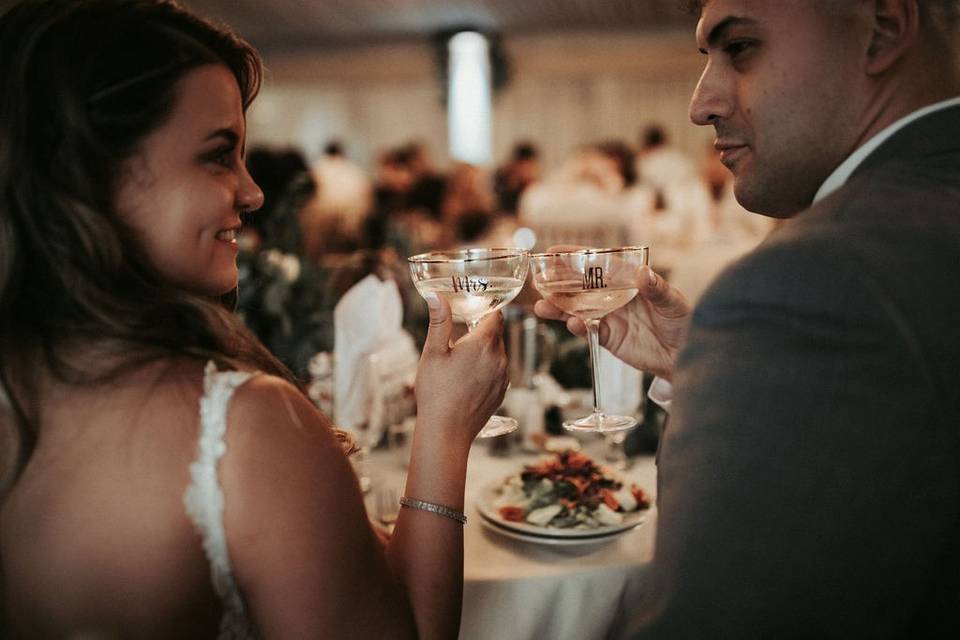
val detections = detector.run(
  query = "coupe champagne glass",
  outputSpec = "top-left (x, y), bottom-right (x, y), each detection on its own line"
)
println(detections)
top-left (408, 248), bottom-right (529, 438)
top-left (530, 246), bottom-right (649, 433)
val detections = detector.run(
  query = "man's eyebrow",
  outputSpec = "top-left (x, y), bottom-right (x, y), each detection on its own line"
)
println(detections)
top-left (700, 16), bottom-right (757, 52)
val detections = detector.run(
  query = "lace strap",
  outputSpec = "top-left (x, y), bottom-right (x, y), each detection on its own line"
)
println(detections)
top-left (183, 361), bottom-right (260, 640)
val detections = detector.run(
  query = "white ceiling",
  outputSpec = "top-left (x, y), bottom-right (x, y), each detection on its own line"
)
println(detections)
top-left (177, 0), bottom-right (698, 52)
top-left (0, 1), bottom-right (698, 52)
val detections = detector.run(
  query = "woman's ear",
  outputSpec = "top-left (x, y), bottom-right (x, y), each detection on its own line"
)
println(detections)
top-left (864, 0), bottom-right (920, 75)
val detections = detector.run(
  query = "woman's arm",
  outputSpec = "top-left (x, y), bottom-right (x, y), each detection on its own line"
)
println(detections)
top-left (387, 295), bottom-right (508, 638)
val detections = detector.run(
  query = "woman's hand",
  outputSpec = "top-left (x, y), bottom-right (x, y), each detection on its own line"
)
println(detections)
top-left (413, 293), bottom-right (509, 449)
top-left (535, 263), bottom-right (691, 381)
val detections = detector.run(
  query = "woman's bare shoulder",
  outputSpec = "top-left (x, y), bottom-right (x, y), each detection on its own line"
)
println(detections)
top-left (214, 373), bottom-right (390, 635)
top-left (220, 373), bottom-right (348, 481)
top-left (111, 359), bottom-right (342, 474)
top-left (228, 373), bottom-right (336, 434)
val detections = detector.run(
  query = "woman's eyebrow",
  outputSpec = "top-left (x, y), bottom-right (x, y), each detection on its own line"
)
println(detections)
top-left (203, 128), bottom-right (239, 145)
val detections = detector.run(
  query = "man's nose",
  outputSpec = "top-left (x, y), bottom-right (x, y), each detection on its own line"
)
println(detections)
top-left (689, 62), bottom-right (734, 126)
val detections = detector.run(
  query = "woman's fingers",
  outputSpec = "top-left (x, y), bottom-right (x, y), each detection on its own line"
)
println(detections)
top-left (421, 293), bottom-right (453, 357)
top-left (471, 308), bottom-right (505, 342)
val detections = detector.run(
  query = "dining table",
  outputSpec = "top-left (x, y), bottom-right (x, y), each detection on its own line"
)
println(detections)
top-left (364, 434), bottom-right (659, 640)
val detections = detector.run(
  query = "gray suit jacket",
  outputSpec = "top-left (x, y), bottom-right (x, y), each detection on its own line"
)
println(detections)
top-left (619, 104), bottom-right (960, 638)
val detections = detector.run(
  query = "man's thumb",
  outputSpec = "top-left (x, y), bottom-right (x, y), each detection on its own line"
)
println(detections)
top-left (640, 265), bottom-right (669, 301)
top-left (422, 292), bottom-right (452, 354)
top-left (640, 265), bottom-right (690, 316)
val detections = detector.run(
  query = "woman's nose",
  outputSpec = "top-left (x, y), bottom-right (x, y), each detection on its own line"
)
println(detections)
top-left (237, 164), bottom-right (265, 213)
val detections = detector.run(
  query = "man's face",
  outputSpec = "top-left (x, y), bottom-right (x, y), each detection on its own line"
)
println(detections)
top-left (689, 0), bottom-right (871, 217)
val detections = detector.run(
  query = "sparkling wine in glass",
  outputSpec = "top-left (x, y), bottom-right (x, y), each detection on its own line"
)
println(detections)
top-left (530, 246), bottom-right (649, 433)
top-left (408, 248), bottom-right (529, 438)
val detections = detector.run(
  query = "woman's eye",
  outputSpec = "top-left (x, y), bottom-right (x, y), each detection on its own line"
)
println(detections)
top-left (205, 146), bottom-right (236, 168)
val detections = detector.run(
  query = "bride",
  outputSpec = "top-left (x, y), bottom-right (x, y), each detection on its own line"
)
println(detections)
top-left (0, 1), bottom-right (508, 638)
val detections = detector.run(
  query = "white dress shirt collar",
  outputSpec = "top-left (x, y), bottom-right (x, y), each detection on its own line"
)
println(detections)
top-left (813, 96), bottom-right (960, 204)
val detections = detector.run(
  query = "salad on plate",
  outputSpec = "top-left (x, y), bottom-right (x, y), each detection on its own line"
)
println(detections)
top-left (489, 451), bottom-right (651, 530)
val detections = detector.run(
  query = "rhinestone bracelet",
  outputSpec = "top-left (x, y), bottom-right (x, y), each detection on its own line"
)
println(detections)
top-left (399, 496), bottom-right (467, 525)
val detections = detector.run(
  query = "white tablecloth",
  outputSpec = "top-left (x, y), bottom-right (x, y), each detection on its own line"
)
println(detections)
top-left (365, 440), bottom-right (658, 640)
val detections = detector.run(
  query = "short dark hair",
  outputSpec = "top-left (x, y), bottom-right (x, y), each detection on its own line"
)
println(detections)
top-left (686, 0), bottom-right (960, 30)
top-left (925, 0), bottom-right (960, 35)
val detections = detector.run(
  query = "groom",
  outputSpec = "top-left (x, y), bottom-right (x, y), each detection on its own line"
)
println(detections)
top-left (537, 0), bottom-right (960, 635)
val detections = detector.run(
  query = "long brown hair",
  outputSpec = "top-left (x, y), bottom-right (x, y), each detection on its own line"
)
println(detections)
top-left (0, 0), bottom-right (339, 490)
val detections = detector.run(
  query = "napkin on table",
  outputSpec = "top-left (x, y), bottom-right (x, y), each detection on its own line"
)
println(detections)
top-left (334, 274), bottom-right (418, 444)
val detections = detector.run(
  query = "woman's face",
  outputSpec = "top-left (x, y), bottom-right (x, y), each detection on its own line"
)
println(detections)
top-left (114, 64), bottom-right (264, 296)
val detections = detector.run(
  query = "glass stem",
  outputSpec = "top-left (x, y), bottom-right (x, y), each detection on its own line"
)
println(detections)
top-left (586, 318), bottom-right (603, 418)
top-left (467, 318), bottom-right (480, 332)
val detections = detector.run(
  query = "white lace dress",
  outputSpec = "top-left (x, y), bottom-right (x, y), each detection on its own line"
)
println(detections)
top-left (183, 362), bottom-right (260, 640)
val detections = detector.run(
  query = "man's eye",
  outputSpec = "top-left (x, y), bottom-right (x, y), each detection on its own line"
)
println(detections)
top-left (724, 40), bottom-right (755, 59)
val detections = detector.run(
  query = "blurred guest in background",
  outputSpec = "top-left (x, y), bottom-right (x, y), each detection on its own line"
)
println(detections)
top-left (242, 146), bottom-right (315, 255)
top-left (367, 145), bottom-right (446, 257)
top-left (539, 0), bottom-right (960, 636)
top-left (520, 144), bottom-right (651, 250)
top-left (307, 139), bottom-right (372, 257)
top-left (494, 141), bottom-right (542, 215)
top-left (634, 123), bottom-right (712, 252)
top-left (597, 139), bottom-right (639, 189)
top-left (442, 162), bottom-right (496, 223)
top-left (404, 141), bottom-right (447, 221)
top-left (367, 146), bottom-right (418, 249)
top-left (597, 139), bottom-right (659, 247)
top-left (373, 146), bottom-right (416, 217)
top-left (443, 163), bottom-right (497, 244)
top-left (635, 123), bottom-right (699, 196)
top-left (238, 146), bottom-right (333, 377)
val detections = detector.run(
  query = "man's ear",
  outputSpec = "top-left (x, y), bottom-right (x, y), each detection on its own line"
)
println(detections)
top-left (864, 0), bottom-right (920, 75)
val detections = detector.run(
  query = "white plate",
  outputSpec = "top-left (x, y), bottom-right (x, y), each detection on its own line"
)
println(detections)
top-left (478, 513), bottom-right (642, 546)
top-left (475, 478), bottom-right (647, 539)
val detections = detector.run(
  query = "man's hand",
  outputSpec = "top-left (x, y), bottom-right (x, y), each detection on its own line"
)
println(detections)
top-left (534, 264), bottom-right (691, 380)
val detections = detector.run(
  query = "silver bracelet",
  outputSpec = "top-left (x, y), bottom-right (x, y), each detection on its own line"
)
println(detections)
top-left (399, 496), bottom-right (467, 525)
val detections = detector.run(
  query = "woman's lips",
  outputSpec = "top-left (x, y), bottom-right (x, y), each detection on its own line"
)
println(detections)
top-left (216, 228), bottom-right (239, 246)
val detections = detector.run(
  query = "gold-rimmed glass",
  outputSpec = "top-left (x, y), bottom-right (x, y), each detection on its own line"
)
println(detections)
top-left (408, 247), bottom-right (529, 438)
top-left (530, 246), bottom-right (649, 433)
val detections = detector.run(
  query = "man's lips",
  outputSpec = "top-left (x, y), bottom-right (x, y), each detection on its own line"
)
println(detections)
top-left (715, 141), bottom-right (748, 166)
